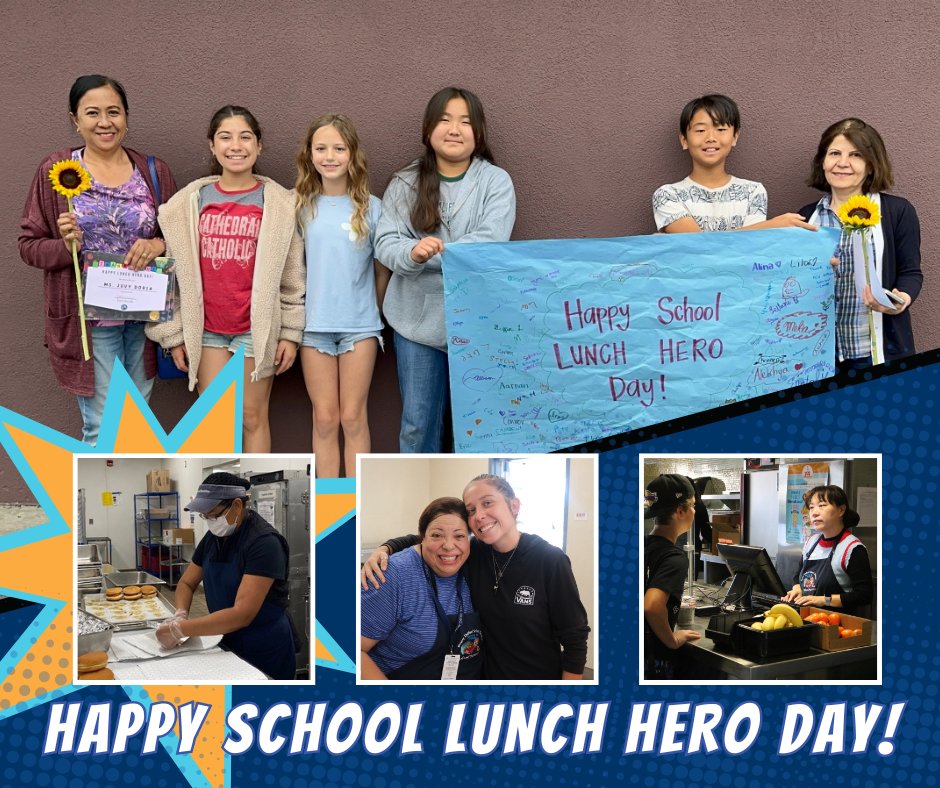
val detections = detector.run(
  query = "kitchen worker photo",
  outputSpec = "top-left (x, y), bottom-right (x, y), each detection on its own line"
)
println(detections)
top-left (155, 472), bottom-right (297, 679)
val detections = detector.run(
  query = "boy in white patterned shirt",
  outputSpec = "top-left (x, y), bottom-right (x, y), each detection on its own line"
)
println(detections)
top-left (653, 94), bottom-right (814, 234)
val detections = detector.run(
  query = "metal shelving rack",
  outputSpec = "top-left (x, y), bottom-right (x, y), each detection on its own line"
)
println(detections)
top-left (134, 492), bottom-right (189, 586)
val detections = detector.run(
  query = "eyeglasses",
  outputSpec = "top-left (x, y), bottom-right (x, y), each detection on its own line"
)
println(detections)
top-left (199, 502), bottom-right (232, 520)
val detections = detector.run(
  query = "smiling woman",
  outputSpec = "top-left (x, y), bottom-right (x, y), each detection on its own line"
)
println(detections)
top-left (360, 497), bottom-right (482, 680)
top-left (18, 74), bottom-right (177, 446)
top-left (798, 118), bottom-right (924, 367)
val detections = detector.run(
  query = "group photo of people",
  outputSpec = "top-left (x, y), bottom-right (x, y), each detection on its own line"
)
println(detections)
top-left (14, 71), bottom-right (926, 468)
top-left (1, 6), bottom-right (936, 784)
top-left (357, 455), bottom-right (596, 682)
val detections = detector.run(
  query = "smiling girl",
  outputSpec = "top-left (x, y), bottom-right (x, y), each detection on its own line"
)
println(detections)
top-left (294, 114), bottom-right (388, 476)
top-left (146, 106), bottom-right (304, 451)
top-left (375, 87), bottom-right (516, 453)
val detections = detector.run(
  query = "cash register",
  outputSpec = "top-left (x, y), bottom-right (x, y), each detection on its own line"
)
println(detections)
top-left (715, 543), bottom-right (789, 611)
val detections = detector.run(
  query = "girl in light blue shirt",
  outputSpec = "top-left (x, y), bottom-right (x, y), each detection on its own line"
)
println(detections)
top-left (295, 114), bottom-right (389, 477)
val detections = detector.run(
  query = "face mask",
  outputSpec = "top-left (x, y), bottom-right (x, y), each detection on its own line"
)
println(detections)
top-left (204, 503), bottom-right (236, 537)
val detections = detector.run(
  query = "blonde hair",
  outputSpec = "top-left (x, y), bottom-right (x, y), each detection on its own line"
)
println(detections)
top-left (294, 114), bottom-right (370, 240)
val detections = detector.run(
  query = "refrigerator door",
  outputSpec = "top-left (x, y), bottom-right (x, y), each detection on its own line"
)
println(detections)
top-left (249, 471), bottom-right (312, 677)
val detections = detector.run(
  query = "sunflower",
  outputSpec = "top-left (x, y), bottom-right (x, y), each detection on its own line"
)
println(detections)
top-left (48, 159), bottom-right (92, 199)
top-left (47, 159), bottom-right (93, 361)
top-left (837, 194), bottom-right (880, 229)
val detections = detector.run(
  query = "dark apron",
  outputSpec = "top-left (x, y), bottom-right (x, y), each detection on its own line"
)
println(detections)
top-left (203, 523), bottom-right (296, 680)
top-left (798, 533), bottom-right (840, 602)
top-left (388, 569), bottom-right (483, 680)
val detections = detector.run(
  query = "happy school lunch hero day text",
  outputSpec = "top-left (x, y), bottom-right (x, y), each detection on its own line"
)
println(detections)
top-left (43, 698), bottom-right (905, 757)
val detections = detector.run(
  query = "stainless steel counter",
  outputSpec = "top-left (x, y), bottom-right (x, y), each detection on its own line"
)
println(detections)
top-left (676, 597), bottom-right (877, 680)
top-left (681, 619), bottom-right (876, 679)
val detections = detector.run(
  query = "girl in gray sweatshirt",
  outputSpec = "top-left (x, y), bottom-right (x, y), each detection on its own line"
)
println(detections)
top-left (375, 87), bottom-right (516, 453)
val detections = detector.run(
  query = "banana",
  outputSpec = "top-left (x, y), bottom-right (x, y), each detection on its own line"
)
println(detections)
top-left (772, 614), bottom-right (787, 630)
top-left (751, 620), bottom-right (764, 631)
top-left (768, 603), bottom-right (803, 628)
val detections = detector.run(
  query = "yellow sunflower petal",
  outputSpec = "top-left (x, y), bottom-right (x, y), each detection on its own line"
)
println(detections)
top-left (837, 194), bottom-right (880, 228)
top-left (48, 160), bottom-right (93, 199)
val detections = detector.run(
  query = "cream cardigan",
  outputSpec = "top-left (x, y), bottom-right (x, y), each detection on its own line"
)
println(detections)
top-left (146, 176), bottom-right (304, 390)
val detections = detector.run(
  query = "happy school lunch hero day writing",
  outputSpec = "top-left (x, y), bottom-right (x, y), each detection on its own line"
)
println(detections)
top-left (443, 227), bottom-right (841, 453)
top-left (43, 699), bottom-right (905, 758)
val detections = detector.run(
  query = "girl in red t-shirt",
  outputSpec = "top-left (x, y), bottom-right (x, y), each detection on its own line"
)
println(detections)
top-left (147, 106), bottom-right (305, 451)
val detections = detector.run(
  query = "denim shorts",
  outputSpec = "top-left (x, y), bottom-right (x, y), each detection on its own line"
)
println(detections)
top-left (202, 329), bottom-right (255, 357)
top-left (301, 330), bottom-right (383, 356)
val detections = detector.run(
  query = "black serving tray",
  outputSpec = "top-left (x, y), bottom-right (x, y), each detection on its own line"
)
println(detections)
top-left (705, 610), bottom-right (755, 651)
top-left (730, 615), bottom-right (821, 660)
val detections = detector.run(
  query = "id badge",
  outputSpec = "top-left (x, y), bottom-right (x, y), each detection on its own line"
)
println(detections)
top-left (441, 653), bottom-right (460, 680)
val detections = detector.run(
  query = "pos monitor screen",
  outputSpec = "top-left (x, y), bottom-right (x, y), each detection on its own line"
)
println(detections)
top-left (716, 543), bottom-right (787, 609)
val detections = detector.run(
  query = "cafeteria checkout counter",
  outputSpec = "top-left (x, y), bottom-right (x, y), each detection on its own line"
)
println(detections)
top-left (673, 544), bottom-right (877, 680)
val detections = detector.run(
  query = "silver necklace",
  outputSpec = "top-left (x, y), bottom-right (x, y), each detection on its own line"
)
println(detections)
top-left (492, 548), bottom-right (517, 592)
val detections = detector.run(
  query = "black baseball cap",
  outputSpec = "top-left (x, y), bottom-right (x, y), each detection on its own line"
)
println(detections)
top-left (644, 474), bottom-right (694, 519)
top-left (184, 483), bottom-right (248, 514)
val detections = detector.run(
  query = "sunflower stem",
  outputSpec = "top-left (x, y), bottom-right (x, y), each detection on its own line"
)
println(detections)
top-left (860, 228), bottom-right (880, 364)
top-left (67, 196), bottom-right (90, 362)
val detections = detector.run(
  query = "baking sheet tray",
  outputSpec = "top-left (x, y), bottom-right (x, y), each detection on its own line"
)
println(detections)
top-left (104, 571), bottom-right (166, 588)
top-left (82, 593), bottom-right (175, 630)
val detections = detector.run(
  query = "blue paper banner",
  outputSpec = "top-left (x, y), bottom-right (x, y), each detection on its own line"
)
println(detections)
top-left (443, 227), bottom-right (841, 452)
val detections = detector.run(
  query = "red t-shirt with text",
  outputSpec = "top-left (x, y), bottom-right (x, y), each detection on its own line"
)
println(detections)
top-left (198, 182), bottom-right (264, 334)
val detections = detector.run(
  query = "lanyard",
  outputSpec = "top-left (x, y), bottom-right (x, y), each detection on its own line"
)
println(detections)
top-left (421, 557), bottom-right (466, 655)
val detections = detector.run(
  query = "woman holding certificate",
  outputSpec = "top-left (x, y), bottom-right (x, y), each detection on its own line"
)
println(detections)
top-left (19, 75), bottom-right (176, 446)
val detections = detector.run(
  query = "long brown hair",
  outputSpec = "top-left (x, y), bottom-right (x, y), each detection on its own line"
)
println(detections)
top-left (409, 87), bottom-right (494, 234)
top-left (295, 114), bottom-right (371, 240)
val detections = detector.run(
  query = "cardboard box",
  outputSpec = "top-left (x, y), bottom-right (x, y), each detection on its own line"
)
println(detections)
top-left (163, 528), bottom-right (195, 546)
top-left (711, 522), bottom-right (741, 553)
top-left (149, 507), bottom-right (172, 518)
top-left (798, 607), bottom-right (873, 651)
top-left (147, 469), bottom-right (172, 492)
top-left (710, 511), bottom-right (740, 526)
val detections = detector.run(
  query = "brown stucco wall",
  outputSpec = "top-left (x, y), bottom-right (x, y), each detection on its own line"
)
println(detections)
top-left (2, 1), bottom-right (937, 500)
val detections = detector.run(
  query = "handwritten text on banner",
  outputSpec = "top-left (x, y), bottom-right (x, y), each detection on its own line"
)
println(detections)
top-left (443, 227), bottom-right (841, 452)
